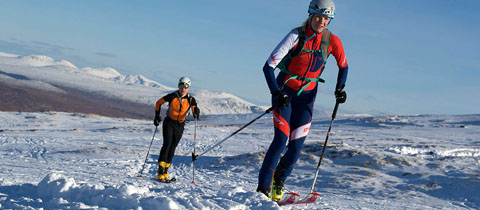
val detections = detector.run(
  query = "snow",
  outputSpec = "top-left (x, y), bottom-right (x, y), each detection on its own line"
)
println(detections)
top-left (387, 146), bottom-right (480, 158)
top-left (1, 111), bottom-right (479, 209)
top-left (1, 50), bottom-right (479, 209)
top-left (0, 51), bottom-right (265, 115)
top-left (0, 52), bottom-right (19, 58)
top-left (19, 55), bottom-right (77, 69)
top-left (81, 67), bottom-right (122, 79)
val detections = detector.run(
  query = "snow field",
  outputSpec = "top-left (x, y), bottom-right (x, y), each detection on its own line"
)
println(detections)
top-left (1, 112), bottom-right (479, 209)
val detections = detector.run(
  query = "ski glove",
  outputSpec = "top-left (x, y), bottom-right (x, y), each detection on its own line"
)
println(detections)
top-left (335, 89), bottom-right (347, 104)
top-left (193, 107), bottom-right (200, 119)
top-left (154, 115), bottom-right (161, 126)
top-left (274, 91), bottom-right (291, 109)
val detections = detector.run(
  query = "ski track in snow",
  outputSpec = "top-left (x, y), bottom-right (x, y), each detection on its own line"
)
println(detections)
top-left (1, 112), bottom-right (479, 209)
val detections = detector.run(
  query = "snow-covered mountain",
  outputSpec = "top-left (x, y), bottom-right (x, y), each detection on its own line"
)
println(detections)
top-left (0, 51), bottom-right (265, 117)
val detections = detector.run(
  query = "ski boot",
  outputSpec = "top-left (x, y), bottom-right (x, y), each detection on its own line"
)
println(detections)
top-left (164, 162), bottom-right (172, 182)
top-left (256, 187), bottom-right (271, 200)
top-left (272, 179), bottom-right (285, 201)
top-left (272, 162), bottom-right (286, 201)
top-left (156, 161), bottom-right (168, 182)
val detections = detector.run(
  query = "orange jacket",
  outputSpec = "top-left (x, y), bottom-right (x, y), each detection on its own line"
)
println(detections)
top-left (155, 91), bottom-right (197, 123)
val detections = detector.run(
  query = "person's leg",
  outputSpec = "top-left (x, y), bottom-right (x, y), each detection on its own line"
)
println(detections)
top-left (157, 119), bottom-right (174, 180)
top-left (162, 122), bottom-right (185, 180)
top-left (166, 122), bottom-right (184, 163)
top-left (275, 96), bottom-right (315, 181)
top-left (158, 119), bottom-right (174, 163)
top-left (257, 105), bottom-right (292, 192)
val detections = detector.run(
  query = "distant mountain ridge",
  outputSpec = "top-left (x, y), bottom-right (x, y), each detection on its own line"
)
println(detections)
top-left (0, 51), bottom-right (265, 118)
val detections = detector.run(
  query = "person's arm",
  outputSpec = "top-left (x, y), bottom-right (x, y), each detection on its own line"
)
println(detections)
top-left (329, 33), bottom-right (349, 90)
top-left (190, 97), bottom-right (200, 119)
top-left (155, 98), bottom-right (166, 116)
top-left (154, 93), bottom-right (175, 123)
top-left (336, 66), bottom-right (348, 90)
top-left (153, 98), bottom-right (165, 126)
top-left (263, 30), bottom-right (300, 94)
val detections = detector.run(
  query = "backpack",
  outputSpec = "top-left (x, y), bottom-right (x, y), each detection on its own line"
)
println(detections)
top-left (277, 28), bottom-right (332, 95)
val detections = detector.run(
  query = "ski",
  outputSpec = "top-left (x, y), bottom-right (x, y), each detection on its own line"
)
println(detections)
top-left (277, 192), bottom-right (300, 206)
top-left (294, 192), bottom-right (321, 204)
top-left (277, 192), bottom-right (321, 206)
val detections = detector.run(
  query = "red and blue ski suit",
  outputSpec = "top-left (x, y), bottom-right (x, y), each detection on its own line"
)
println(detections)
top-left (258, 25), bottom-right (348, 190)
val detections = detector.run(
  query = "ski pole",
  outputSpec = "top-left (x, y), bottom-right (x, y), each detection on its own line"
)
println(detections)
top-left (191, 118), bottom-right (197, 184)
top-left (309, 101), bottom-right (340, 193)
top-left (137, 126), bottom-right (158, 178)
top-left (193, 106), bottom-right (274, 160)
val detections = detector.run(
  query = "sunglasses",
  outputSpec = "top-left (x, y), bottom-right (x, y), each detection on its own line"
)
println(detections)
top-left (178, 82), bottom-right (190, 89)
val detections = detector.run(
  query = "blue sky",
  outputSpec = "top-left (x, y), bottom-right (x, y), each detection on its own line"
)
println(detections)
top-left (1, 0), bottom-right (479, 114)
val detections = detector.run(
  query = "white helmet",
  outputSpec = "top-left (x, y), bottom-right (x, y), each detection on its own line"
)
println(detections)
top-left (178, 76), bottom-right (191, 88)
top-left (308, 0), bottom-right (335, 19)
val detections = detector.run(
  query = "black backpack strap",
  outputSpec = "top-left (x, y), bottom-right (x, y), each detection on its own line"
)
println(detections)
top-left (290, 27), bottom-right (306, 58)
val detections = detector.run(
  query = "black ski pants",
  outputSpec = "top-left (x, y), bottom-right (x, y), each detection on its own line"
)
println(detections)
top-left (158, 117), bottom-right (185, 163)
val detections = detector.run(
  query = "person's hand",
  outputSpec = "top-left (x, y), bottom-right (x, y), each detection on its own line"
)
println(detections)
top-left (335, 89), bottom-right (347, 104)
top-left (154, 115), bottom-right (161, 126)
top-left (274, 91), bottom-right (291, 109)
top-left (193, 107), bottom-right (200, 119)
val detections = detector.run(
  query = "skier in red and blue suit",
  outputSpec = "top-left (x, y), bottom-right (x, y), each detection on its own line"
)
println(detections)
top-left (257, 0), bottom-right (349, 201)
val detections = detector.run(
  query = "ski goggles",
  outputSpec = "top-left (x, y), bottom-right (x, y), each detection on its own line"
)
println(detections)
top-left (321, 8), bottom-right (335, 18)
top-left (178, 82), bottom-right (190, 88)
top-left (310, 7), bottom-right (335, 19)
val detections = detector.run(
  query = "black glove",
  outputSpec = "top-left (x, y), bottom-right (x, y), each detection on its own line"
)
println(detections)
top-left (153, 115), bottom-right (161, 126)
top-left (274, 91), bottom-right (291, 109)
top-left (335, 89), bottom-right (347, 104)
top-left (193, 107), bottom-right (200, 119)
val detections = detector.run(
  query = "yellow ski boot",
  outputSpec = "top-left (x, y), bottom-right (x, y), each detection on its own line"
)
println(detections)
top-left (156, 161), bottom-right (167, 181)
top-left (272, 179), bottom-right (284, 202)
top-left (164, 163), bottom-right (171, 181)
